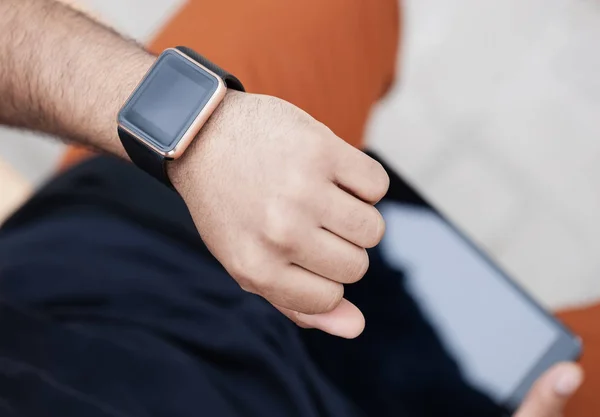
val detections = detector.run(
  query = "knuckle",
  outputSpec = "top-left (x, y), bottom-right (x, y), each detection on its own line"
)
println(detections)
top-left (302, 124), bottom-right (335, 162)
top-left (319, 283), bottom-right (344, 313)
top-left (231, 267), bottom-right (257, 294)
top-left (344, 250), bottom-right (369, 283)
top-left (229, 253), bottom-right (267, 294)
top-left (342, 204), bottom-right (370, 234)
top-left (363, 210), bottom-right (386, 248)
top-left (262, 202), bottom-right (299, 253)
top-left (287, 173), bottom-right (315, 202)
top-left (303, 282), bottom-right (344, 315)
top-left (369, 161), bottom-right (390, 201)
top-left (346, 206), bottom-right (385, 248)
top-left (302, 139), bottom-right (329, 169)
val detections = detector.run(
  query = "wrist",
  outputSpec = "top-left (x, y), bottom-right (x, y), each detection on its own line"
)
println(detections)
top-left (167, 89), bottom-right (244, 195)
top-left (94, 51), bottom-right (155, 159)
top-left (117, 47), bottom-right (246, 190)
top-left (43, 47), bottom-right (154, 160)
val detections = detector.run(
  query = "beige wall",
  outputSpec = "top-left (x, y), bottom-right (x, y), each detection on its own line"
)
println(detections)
top-left (368, 0), bottom-right (600, 309)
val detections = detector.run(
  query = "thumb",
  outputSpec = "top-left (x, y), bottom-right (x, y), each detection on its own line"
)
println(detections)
top-left (514, 362), bottom-right (583, 417)
top-left (273, 298), bottom-right (365, 339)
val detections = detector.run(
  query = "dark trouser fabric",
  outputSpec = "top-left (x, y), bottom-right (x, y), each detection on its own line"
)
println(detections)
top-left (0, 155), bottom-right (502, 417)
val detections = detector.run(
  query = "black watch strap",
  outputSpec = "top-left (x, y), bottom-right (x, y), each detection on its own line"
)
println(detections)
top-left (119, 125), bottom-right (171, 186)
top-left (175, 46), bottom-right (245, 92)
top-left (118, 48), bottom-right (245, 189)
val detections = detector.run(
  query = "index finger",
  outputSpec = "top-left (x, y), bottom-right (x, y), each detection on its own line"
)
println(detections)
top-left (332, 144), bottom-right (390, 204)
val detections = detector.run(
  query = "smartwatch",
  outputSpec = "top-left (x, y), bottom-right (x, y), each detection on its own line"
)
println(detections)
top-left (117, 46), bottom-right (245, 188)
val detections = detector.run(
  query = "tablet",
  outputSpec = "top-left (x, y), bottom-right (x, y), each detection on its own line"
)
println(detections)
top-left (377, 156), bottom-right (581, 411)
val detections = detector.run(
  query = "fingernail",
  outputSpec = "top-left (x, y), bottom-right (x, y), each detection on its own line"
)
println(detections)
top-left (554, 367), bottom-right (583, 396)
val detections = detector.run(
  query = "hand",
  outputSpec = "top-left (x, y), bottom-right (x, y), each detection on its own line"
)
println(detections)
top-left (514, 363), bottom-right (583, 417)
top-left (170, 91), bottom-right (389, 338)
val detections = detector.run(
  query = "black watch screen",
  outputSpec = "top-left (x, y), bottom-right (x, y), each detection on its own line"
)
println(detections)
top-left (118, 49), bottom-right (219, 153)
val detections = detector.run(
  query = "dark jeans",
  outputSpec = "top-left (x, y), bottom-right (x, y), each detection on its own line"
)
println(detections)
top-left (0, 155), bottom-right (502, 417)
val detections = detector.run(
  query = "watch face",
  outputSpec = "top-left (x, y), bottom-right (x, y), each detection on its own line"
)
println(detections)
top-left (118, 49), bottom-right (222, 156)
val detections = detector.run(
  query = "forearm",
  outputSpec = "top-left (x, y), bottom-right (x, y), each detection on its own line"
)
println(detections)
top-left (0, 0), bottom-right (154, 158)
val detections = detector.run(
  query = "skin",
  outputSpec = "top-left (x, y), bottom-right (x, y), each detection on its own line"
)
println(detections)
top-left (0, 1), bottom-right (585, 413)
top-left (0, 0), bottom-right (388, 338)
top-left (515, 363), bottom-right (583, 417)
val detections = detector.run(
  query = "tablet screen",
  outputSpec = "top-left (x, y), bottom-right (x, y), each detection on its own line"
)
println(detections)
top-left (378, 200), bottom-right (560, 403)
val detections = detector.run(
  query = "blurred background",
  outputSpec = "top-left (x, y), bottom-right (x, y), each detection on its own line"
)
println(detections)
top-left (2, 0), bottom-right (600, 310)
